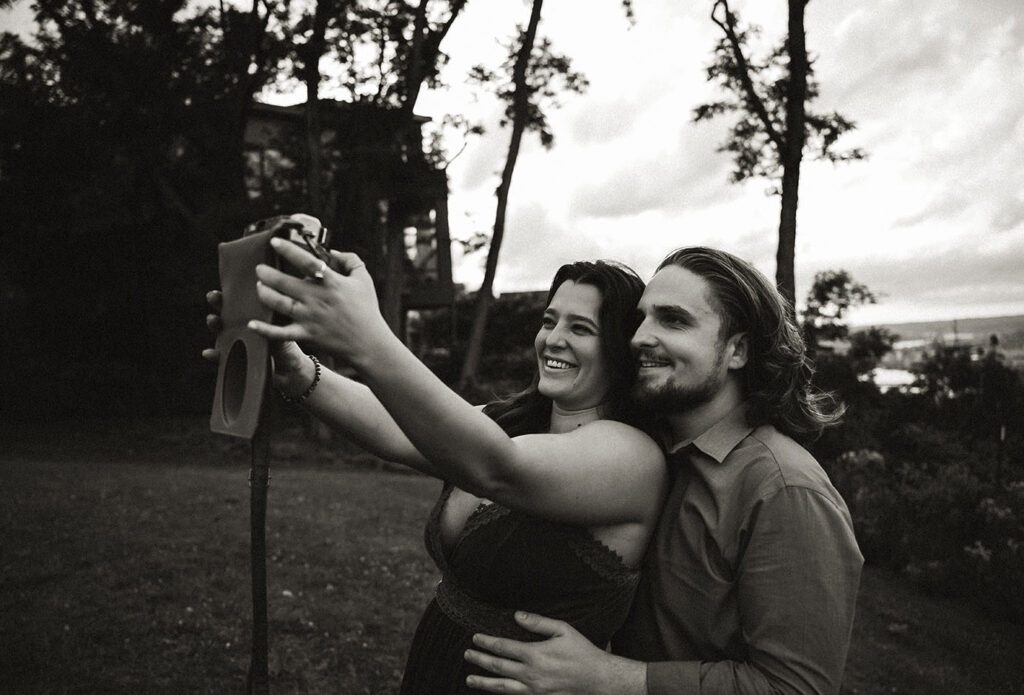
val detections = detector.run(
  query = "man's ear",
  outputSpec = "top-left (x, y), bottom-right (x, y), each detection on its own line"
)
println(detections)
top-left (727, 332), bottom-right (749, 370)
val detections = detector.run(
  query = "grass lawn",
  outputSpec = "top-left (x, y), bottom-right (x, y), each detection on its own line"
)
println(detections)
top-left (2, 417), bottom-right (1023, 694)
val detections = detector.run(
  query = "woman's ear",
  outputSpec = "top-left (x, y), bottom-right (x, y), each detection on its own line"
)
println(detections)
top-left (727, 332), bottom-right (749, 370)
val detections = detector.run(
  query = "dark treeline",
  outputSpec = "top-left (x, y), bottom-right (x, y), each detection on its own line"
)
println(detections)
top-left (0, 0), bottom-right (467, 417)
top-left (1, 2), bottom-right (283, 416)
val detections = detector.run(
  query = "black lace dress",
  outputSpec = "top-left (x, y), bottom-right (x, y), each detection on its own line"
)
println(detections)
top-left (399, 483), bottom-right (641, 694)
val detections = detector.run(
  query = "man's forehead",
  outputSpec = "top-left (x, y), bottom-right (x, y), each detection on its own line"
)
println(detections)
top-left (640, 265), bottom-right (717, 316)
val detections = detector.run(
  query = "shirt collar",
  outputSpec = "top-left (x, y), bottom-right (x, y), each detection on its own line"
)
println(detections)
top-left (667, 402), bottom-right (754, 463)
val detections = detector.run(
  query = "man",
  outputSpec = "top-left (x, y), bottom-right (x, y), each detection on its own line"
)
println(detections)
top-left (463, 247), bottom-right (863, 695)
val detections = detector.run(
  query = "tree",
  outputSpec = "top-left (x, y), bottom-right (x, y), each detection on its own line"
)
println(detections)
top-left (456, 0), bottom-right (591, 391)
top-left (800, 268), bottom-right (875, 353)
top-left (694, 0), bottom-right (864, 307)
top-left (847, 326), bottom-right (898, 376)
top-left (0, 0), bottom-right (282, 414)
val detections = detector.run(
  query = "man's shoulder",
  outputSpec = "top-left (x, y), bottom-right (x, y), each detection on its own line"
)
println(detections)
top-left (728, 424), bottom-right (837, 501)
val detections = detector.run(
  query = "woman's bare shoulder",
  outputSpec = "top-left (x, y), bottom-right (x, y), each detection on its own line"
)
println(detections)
top-left (575, 420), bottom-right (666, 464)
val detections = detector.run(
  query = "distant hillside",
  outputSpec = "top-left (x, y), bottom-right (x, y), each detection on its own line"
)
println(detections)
top-left (856, 314), bottom-right (1024, 350)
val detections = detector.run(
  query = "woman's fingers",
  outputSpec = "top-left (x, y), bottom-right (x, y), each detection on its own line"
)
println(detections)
top-left (255, 261), bottom-right (318, 299)
top-left (205, 289), bottom-right (222, 311)
top-left (268, 237), bottom-right (324, 276)
top-left (329, 250), bottom-right (369, 276)
top-left (201, 347), bottom-right (219, 364)
top-left (255, 277), bottom-right (306, 319)
top-left (248, 319), bottom-right (307, 342)
top-left (206, 313), bottom-right (223, 334)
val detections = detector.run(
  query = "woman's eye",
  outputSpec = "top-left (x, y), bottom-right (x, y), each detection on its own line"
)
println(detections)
top-left (572, 324), bottom-right (596, 335)
top-left (540, 317), bottom-right (556, 329)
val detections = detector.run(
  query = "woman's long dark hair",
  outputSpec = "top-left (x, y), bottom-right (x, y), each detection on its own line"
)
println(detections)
top-left (483, 260), bottom-right (646, 437)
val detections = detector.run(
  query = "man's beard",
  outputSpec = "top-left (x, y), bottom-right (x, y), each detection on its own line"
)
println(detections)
top-left (630, 349), bottom-right (727, 415)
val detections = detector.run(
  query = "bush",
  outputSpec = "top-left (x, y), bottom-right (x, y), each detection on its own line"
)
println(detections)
top-left (827, 443), bottom-right (1024, 622)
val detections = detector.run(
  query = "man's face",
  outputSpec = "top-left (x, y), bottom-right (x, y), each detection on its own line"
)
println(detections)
top-left (630, 265), bottom-right (739, 413)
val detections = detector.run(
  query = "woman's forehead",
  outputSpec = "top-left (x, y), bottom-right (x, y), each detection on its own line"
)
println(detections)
top-left (546, 281), bottom-right (602, 321)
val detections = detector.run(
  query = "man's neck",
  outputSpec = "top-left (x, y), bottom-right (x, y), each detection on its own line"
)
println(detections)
top-left (665, 381), bottom-right (744, 444)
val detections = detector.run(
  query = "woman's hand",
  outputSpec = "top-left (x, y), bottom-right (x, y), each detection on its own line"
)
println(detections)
top-left (201, 288), bottom-right (312, 396)
top-left (247, 239), bottom-right (391, 366)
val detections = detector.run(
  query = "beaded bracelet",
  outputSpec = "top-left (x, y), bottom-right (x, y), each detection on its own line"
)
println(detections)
top-left (279, 354), bottom-right (321, 404)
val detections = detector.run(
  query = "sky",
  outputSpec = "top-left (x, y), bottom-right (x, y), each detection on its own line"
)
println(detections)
top-left (413, 0), bottom-right (1024, 325)
top-left (3, 0), bottom-right (1021, 325)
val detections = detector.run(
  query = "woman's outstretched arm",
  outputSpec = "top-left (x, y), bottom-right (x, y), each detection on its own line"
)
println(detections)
top-left (247, 243), bottom-right (666, 527)
top-left (203, 290), bottom-right (438, 476)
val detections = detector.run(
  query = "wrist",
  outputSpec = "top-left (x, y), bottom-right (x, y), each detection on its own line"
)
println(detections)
top-left (600, 654), bottom-right (647, 695)
top-left (278, 354), bottom-right (321, 404)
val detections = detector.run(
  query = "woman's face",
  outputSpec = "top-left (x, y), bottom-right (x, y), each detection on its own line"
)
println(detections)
top-left (534, 280), bottom-right (612, 411)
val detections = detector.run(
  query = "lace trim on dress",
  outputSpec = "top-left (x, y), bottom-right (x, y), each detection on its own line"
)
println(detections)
top-left (565, 533), bottom-right (640, 588)
top-left (458, 501), bottom-right (511, 541)
top-left (434, 577), bottom-right (536, 640)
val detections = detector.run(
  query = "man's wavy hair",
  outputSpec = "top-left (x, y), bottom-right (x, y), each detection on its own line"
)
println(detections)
top-left (483, 260), bottom-right (647, 437)
top-left (658, 247), bottom-right (844, 441)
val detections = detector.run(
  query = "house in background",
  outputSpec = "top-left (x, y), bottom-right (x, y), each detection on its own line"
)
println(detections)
top-left (242, 100), bottom-right (454, 329)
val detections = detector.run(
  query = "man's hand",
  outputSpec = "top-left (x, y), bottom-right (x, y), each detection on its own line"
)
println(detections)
top-left (463, 612), bottom-right (645, 695)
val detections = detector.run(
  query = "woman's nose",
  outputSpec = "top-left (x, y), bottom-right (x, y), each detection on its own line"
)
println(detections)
top-left (545, 323), bottom-right (569, 347)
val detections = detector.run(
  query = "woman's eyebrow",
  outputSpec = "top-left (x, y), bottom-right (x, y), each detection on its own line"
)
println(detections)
top-left (565, 313), bottom-right (599, 329)
top-left (546, 308), bottom-right (599, 329)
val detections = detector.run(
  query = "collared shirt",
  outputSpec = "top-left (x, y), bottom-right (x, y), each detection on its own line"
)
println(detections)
top-left (611, 404), bottom-right (863, 695)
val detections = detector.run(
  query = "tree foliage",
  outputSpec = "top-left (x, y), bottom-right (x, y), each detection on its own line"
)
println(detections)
top-left (694, 23), bottom-right (864, 188)
top-left (801, 269), bottom-right (876, 349)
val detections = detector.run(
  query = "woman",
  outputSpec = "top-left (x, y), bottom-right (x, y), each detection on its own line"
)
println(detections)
top-left (206, 241), bottom-right (666, 692)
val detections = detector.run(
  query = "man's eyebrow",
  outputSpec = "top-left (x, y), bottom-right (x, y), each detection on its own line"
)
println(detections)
top-left (651, 304), bottom-right (696, 323)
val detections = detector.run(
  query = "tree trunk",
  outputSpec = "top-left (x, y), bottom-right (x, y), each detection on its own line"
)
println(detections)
top-left (457, 0), bottom-right (544, 392)
top-left (302, 1), bottom-right (331, 222)
top-left (776, 0), bottom-right (809, 311)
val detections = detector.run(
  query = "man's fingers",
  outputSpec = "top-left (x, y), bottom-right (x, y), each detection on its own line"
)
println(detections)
top-left (471, 634), bottom-right (532, 661)
top-left (201, 347), bottom-right (219, 364)
top-left (464, 647), bottom-right (528, 676)
top-left (512, 611), bottom-right (568, 638)
top-left (206, 314), bottom-right (223, 333)
top-left (205, 290), bottom-right (222, 311)
top-left (464, 673), bottom-right (528, 693)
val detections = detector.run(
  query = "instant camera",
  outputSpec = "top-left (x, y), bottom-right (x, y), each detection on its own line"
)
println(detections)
top-left (209, 213), bottom-right (332, 439)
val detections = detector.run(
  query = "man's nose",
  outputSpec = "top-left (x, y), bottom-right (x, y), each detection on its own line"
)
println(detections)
top-left (631, 317), bottom-right (656, 351)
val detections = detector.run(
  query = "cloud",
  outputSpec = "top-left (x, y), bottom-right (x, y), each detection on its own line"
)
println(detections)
top-left (568, 123), bottom-right (735, 220)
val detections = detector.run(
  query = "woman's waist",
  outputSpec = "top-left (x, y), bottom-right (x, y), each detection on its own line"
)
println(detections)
top-left (433, 574), bottom-right (637, 644)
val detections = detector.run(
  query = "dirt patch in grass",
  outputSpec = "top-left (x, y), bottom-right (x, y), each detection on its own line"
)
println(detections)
top-left (2, 417), bottom-right (1023, 694)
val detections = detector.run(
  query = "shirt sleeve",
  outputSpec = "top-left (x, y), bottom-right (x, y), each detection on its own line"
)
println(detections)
top-left (645, 486), bottom-right (863, 695)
